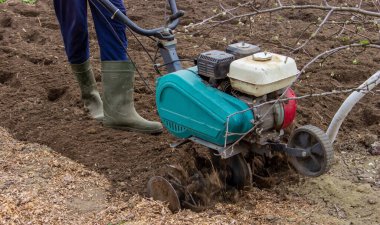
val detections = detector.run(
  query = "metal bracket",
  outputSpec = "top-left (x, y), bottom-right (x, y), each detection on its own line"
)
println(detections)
top-left (158, 39), bottom-right (183, 73)
top-left (188, 137), bottom-right (243, 159)
top-left (267, 142), bottom-right (310, 157)
top-left (169, 139), bottom-right (190, 148)
top-left (170, 136), bottom-right (245, 159)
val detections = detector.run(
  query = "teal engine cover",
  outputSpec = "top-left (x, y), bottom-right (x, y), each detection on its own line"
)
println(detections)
top-left (156, 67), bottom-right (254, 146)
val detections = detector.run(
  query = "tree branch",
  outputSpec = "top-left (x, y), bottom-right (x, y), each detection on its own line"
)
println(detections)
top-left (190, 3), bottom-right (380, 28)
top-left (293, 9), bottom-right (335, 52)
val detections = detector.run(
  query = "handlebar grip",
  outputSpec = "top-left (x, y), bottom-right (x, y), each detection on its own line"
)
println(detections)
top-left (168, 10), bottom-right (185, 23)
top-left (94, 0), bottom-right (181, 39)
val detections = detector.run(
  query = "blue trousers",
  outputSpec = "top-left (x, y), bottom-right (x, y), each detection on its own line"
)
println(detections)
top-left (54, 0), bottom-right (128, 64)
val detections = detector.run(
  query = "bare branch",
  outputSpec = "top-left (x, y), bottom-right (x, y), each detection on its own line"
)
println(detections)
top-left (336, 22), bottom-right (347, 37)
top-left (184, 1), bottom-right (254, 28)
top-left (300, 44), bottom-right (380, 73)
top-left (293, 9), bottom-right (335, 52)
top-left (335, 24), bottom-right (373, 41)
top-left (190, 3), bottom-right (380, 28)
top-left (358, 0), bottom-right (363, 9)
top-left (372, 0), bottom-right (380, 12)
top-left (322, 0), bottom-right (330, 7)
top-left (219, 3), bottom-right (235, 17)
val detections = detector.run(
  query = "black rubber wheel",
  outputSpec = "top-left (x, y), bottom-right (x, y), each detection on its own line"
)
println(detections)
top-left (288, 125), bottom-right (334, 177)
top-left (225, 153), bottom-right (252, 189)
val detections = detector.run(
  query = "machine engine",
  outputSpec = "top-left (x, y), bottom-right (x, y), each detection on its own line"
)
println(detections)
top-left (156, 42), bottom-right (298, 146)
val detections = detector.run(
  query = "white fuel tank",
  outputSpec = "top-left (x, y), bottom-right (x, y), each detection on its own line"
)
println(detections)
top-left (228, 52), bottom-right (298, 97)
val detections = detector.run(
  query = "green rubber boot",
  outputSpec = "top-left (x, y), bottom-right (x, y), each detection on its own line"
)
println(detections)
top-left (71, 60), bottom-right (104, 120)
top-left (102, 61), bottom-right (163, 134)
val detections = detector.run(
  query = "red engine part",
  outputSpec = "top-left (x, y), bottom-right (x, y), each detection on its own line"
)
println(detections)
top-left (281, 88), bottom-right (297, 129)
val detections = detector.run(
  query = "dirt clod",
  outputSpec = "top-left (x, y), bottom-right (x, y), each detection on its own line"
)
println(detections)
top-left (47, 87), bottom-right (67, 101)
top-left (0, 17), bottom-right (12, 27)
top-left (0, 71), bottom-right (14, 84)
top-left (370, 141), bottom-right (380, 155)
top-left (368, 199), bottom-right (377, 205)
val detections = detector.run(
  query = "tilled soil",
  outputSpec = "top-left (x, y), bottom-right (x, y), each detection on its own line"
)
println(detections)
top-left (0, 0), bottom-right (379, 224)
top-left (0, 127), bottom-right (314, 224)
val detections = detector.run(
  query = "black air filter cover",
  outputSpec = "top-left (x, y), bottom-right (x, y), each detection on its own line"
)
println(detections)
top-left (198, 50), bottom-right (235, 79)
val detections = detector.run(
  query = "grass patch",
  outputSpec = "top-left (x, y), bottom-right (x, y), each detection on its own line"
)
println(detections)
top-left (0, 0), bottom-right (38, 4)
top-left (22, 0), bottom-right (37, 4)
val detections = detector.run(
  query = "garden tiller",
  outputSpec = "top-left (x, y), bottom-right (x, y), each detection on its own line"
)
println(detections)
top-left (96, 0), bottom-right (338, 212)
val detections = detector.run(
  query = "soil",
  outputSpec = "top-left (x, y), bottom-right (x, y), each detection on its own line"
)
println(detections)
top-left (0, 0), bottom-right (379, 224)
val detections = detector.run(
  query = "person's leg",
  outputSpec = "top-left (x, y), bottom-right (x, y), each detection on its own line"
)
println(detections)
top-left (89, 0), bottom-right (162, 134)
top-left (54, 0), bottom-right (103, 120)
top-left (54, 0), bottom-right (90, 64)
top-left (89, 0), bottom-right (128, 61)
